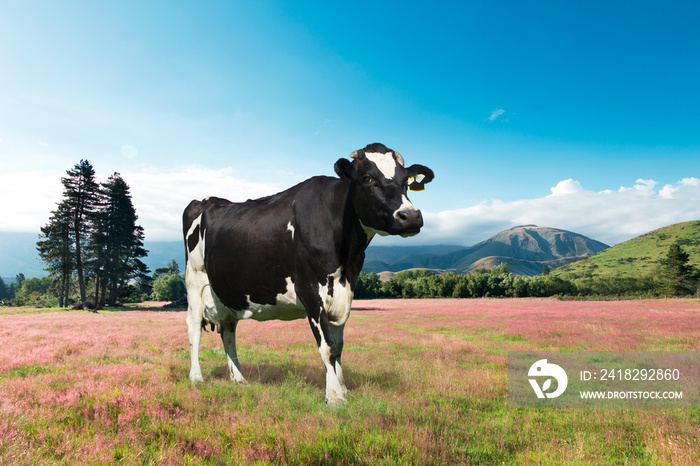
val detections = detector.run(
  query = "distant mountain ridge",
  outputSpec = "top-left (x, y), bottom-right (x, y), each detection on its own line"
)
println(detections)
top-left (0, 232), bottom-right (186, 282)
top-left (363, 225), bottom-right (609, 276)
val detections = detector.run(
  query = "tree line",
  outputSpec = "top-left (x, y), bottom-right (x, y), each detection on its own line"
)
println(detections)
top-left (355, 243), bottom-right (699, 300)
top-left (0, 260), bottom-right (188, 308)
top-left (3, 239), bottom-right (697, 306)
top-left (34, 160), bottom-right (149, 308)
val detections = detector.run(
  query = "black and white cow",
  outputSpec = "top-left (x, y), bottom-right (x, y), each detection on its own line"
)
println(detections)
top-left (182, 143), bottom-right (434, 405)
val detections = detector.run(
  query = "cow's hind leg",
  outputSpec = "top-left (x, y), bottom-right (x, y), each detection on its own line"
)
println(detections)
top-left (221, 320), bottom-right (247, 384)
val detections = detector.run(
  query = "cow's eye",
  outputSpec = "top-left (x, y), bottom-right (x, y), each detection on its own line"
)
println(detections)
top-left (361, 175), bottom-right (373, 184)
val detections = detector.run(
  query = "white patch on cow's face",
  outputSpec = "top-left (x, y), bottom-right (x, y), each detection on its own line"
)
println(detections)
top-left (287, 221), bottom-right (295, 240)
top-left (365, 151), bottom-right (398, 180)
top-left (393, 194), bottom-right (417, 220)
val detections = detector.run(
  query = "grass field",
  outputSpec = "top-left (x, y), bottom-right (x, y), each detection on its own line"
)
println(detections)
top-left (1, 299), bottom-right (699, 464)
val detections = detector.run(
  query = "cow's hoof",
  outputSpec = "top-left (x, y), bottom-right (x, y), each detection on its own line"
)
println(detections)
top-left (189, 372), bottom-right (204, 384)
top-left (232, 377), bottom-right (248, 385)
top-left (326, 393), bottom-right (348, 407)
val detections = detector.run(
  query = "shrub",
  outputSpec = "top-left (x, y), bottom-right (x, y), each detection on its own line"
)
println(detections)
top-left (152, 273), bottom-right (186, 302)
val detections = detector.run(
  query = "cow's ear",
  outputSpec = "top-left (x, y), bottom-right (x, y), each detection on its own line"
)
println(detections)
top-left (334, 158), bottom-right (356, 183)
top-left (405, 164), bottom-right (435, 191)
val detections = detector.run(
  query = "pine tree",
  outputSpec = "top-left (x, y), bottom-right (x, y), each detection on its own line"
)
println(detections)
top-left (659, 242), bottom-right (698, 296)
top-left (95, 173), bottom-right (150, 306)
top-left (61, 160), bottom-right (100, 303)
top-left (37, 163), bottom-right (151, 307)
top-left (37, 200), bottom-right (75, 306)
top-left (0, 277), bottom-right (7, 301)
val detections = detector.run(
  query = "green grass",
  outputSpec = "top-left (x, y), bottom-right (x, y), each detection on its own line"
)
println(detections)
top-left (555, 220), bottom-right (700, 277)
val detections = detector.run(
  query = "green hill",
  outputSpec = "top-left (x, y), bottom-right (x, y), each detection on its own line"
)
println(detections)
top-left (553, 220), bottom-right (700, 277)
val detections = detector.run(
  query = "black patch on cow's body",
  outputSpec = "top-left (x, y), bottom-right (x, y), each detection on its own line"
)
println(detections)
top-left (187, 224), bottom-right (200, 253)
top-left (327, 274), bottom-right (335, 297)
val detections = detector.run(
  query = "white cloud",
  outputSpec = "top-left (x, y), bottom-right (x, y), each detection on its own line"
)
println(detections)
top-left (123, 167), bottom-right (282, 241)
top-left (0, 171), bottom-right (63, 233)
top-left (618, 178), bottom-right (657, 196)
top-left (658, 177), bottom-right (700, 199)
top-left (415, 177), bottom-right (700, 246)
top-left (488, 108), bottom-right (505, 122)
top-left (549, 179), bottom-right (583, 196)
top-left (0, 167), bottom-right (282, 241)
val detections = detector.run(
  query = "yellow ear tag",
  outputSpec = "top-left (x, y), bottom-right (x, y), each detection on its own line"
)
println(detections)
top-left (407, 174), bottom-right (425, 191)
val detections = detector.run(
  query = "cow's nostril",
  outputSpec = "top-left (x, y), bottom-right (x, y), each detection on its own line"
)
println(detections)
top-left (395, 209), bottom-right (423, 227)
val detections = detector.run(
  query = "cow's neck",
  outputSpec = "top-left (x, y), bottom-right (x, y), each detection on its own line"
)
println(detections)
top-left (338, 184), bottom-right (373, 287)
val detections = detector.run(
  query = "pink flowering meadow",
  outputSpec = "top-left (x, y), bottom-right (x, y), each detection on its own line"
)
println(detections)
top-left (0, 299), bottom-right (698, 464)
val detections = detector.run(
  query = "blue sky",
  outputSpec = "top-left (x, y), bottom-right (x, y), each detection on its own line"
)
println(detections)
top-left (1, 0), bottom-right (699, 246)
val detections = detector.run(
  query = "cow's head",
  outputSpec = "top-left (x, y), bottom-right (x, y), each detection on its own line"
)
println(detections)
top-left (335, 143), bottom-right (434, 238)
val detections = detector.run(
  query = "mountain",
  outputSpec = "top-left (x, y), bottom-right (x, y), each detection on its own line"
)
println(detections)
top-left (362, 245), bottom-right (465, 274)
top-left (145, 241), bottom-right (186, 274)
top-left (362, 225), bottom-right (609, 276)
top-left (553, 220), bottom-right (700, 277)
top-left (0, 232), bottom-right (45, 281)
top-left (450, 225), bottom-right (609, 274)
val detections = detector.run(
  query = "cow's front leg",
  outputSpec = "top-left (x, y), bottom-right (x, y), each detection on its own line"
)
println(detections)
top-left (330, 322), bottom-right (347, 397)
top-left (310, 312), bottom-right (346, 406)
top-left (220, 320), bottom-right (247, 384)
top-left (301, 294), bottom-right (346, 405)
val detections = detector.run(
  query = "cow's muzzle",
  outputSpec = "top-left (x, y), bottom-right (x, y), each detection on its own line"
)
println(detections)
top-left (395, 209), bottom-right (423, 237)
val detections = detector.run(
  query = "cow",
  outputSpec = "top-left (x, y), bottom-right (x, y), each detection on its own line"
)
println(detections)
top-left (182, 143), bottom-right (434, 405)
